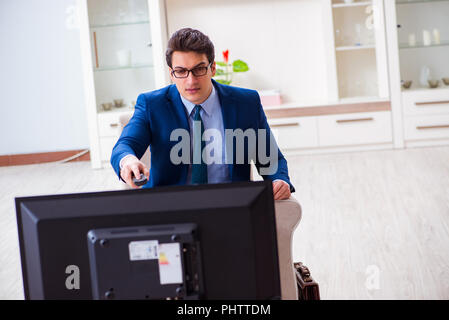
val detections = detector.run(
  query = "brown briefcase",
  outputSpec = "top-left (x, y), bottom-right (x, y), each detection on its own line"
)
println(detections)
top-left (294, 262), bottom-right (320, 300)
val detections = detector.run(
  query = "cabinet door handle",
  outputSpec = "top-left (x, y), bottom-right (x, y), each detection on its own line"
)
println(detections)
top-left (336, 117), bottom-right (374, 124)
top-left (110, 123), bottom-right (119, 128)
top-left (417, 124), bottom-right (449, 130)
top-left (93, 31), bottom-right (99, 69)
top-left (271, 122), bottom-right (300, 128)
top-left (415, 100), bottom-right (449, 106)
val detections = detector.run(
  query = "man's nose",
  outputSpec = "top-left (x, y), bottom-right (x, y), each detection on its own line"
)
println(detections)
top-left (186, 71), bottom-right (199, 83)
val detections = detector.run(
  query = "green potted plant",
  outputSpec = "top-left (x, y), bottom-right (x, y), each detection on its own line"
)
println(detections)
top-left (214, 49), bottom-right (249, 85)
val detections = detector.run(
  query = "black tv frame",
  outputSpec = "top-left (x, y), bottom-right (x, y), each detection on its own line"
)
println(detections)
top-left (15, 180), bottom-right (281, 300)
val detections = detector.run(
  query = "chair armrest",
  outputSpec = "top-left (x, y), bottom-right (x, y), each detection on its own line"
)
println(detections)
top-left (274, 195), bottom-right (302, 300)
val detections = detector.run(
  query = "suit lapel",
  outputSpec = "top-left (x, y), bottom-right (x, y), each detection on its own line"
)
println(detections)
top-left (213, 79), bottom-right (237, 131)
top-left (166, 84), bottom-right (189, 132)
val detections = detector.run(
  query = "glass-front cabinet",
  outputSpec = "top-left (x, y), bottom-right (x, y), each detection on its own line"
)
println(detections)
top-left (395, 0), bottom-right (449, 90)
top-left (88, 0), bottom-right (154, 107)
top-left (78, 0), bottom-right (169, 169)
top-left (329, 0), bottom-right (389, 101)
top-left (385, 0), bottom-right (449, 148)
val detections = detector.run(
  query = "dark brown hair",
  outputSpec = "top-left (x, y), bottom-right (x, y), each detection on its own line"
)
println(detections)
top-left (165, 28), bottom-right (215, 68)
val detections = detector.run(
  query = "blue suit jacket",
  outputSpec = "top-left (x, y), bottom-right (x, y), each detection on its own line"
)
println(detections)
top-left (110, 79), bottom-right (295, 192)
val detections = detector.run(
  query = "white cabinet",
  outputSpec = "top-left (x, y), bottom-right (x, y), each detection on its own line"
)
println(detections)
top-left (266, 1), bottom-right (393, 153)
top-left (402, 88), bottom-right (449, 116)
top-left (78, 0), bottom-right (169, 169)
top-left (268, 110), bottom-right (392, 153)
top-left (327, 0), bottom-right (390, 101)
top-left (99, 136), bottom-right (119, 162)
top-left (404, 114), bottom-right (449, 142)
top-left (384, 0), bottom-right (449, 148)
top-left (97, 110), bottom-right (134, 161)
top-left (269, 117), bottom-right (319, 150)
top-left (395, 0), bottom-right (449, 88)
top-left (317, 111), bottom-right (392, 147)
top-left (97, 111), bottom-right (127, 137)
top-left (402, 88), bottom-right (449, 144)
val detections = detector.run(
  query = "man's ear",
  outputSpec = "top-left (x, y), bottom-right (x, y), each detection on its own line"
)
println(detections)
top-left (169, 67), bottom-right (174, 81)
top-left (211, 61), bottom-right (216, 77)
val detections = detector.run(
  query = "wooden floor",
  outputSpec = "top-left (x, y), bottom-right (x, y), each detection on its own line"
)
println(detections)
top-left (1, 146), bottom-right (448, 299)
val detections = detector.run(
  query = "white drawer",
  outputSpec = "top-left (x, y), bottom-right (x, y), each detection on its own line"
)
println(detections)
top-left (99, 136), bottom-right (120, 161)
top-left (97, 111), bottom-right (133, 137)
top-left (317, 111), bottom-right (392, 147)
top-left (269, 117), bottom-right (318, 150)
top-left (402, 88), bottom-right (449, 116)
top-left (404, 114), bottom-right (449, 141)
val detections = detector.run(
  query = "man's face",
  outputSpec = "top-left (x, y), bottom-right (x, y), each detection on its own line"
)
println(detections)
top-left (169, 51), bottom-right (216, 105)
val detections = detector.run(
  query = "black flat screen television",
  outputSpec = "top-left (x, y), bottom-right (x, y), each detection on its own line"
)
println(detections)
top-left (15, 180), bottom-right (281, 300)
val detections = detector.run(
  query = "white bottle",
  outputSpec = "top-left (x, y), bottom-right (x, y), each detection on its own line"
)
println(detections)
top-left (433, 29), bottom-right (441, 45)
top-left (423, 30), bottom-right (431, 46)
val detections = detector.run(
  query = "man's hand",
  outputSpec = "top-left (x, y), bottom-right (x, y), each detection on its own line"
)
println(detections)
top-left (273, 180), bottom-right (291, 200)
top-left (120, 155), bottom-right (150, 189)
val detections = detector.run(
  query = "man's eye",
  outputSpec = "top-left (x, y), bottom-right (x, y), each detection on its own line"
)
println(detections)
top-left (192, 67), bottom-right (207, 74)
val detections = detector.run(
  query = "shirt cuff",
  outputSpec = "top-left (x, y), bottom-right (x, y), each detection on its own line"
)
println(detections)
top-left (119, 154), bottom-right (137, 170)
top-left (273, 179), bottom-right (289, 186)
top-left (273, 179), bottom-right (293, 192)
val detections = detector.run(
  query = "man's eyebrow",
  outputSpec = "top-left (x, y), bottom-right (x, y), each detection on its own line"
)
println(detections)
top-left (174, 62), bottom-right (207, 69)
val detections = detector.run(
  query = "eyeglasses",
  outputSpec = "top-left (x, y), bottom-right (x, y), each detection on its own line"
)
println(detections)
top-left (171, 62), bottom-right (212, 79)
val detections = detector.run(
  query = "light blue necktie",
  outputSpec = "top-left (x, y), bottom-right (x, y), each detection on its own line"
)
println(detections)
top-left (191, 105), bottom-right (207, 184)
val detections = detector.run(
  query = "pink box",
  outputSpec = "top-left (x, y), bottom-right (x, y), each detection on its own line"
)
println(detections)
top-left (258, 90), bottom-right (282, 107)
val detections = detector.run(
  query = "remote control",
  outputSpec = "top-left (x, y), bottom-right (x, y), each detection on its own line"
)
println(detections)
top-left (132, 173), bottom-right (148, 187)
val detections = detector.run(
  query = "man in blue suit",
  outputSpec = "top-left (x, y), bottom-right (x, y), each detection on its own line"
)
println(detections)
top-left (111, 28), bottom-right (294, 200)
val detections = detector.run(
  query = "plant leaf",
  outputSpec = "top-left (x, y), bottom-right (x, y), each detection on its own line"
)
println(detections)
top-left (232, 60), bottom-right (249, 72)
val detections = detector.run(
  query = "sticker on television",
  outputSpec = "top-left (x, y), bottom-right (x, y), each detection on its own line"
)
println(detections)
top-left (158, 243), bottom-right (183, 285)
top-left (128, 240), bottom-right (159, 261)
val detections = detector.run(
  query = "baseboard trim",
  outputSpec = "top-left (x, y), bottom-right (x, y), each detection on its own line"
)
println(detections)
top-left (0, 149), bottom-right (90, 167)
top-left (405, 139), bottom-right (449, 148)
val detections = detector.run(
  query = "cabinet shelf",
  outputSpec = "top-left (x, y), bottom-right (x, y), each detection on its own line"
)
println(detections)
top-left (90, 20), bottom-right (149, 29)
top-left (332, 1), bottom-right (372, 8)
top-left (94, 64), bottom-right (154, 72)
top-left (263, 96), bottom-right (389, 111)
top-left (396, 0), bottom-right (449, 4)
top-left (401, 86), bottom-right (449, 92)
top-left (336, 45), bottom-right (375, 51)
top-left (399, 41), bottom-right (449, 49)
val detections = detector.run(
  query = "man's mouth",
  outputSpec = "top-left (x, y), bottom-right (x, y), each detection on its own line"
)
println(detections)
top-left (186, 88), bottom-right (199, 94)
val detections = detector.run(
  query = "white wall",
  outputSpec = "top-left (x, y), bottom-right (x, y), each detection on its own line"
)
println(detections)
top-left (165, 0), bottom-right (330, 105)
top-left (0, 0), bottom-right (88, 156)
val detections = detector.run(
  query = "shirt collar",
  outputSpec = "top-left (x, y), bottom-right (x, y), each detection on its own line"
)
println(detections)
top-left (180, 84), bottom-right (218, 117)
